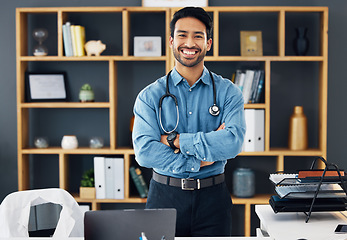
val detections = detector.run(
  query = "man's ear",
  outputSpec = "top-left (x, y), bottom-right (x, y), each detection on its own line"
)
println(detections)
top-left (207, 38), bottom-right (212, 51)
top-left (169, 36), bottom-right (173, 48)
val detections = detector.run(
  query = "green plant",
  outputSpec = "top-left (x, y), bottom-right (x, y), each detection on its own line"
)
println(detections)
top-left (80, 83), bottom-right (92, 91)
top-left (80, 168), bottom-right (94, 187)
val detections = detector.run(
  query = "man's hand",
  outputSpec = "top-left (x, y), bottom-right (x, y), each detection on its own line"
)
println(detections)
top-left (200, 123), bottom-right (225, 167)
top-left (160, 134), bottom-right (180, 148)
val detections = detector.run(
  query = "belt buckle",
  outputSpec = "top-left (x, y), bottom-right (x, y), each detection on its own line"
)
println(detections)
top-left (181, 178), bottom-right (200, 190)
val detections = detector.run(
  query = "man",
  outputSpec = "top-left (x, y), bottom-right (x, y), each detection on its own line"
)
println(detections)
top-left (132, 7), bottom-right (245, 237)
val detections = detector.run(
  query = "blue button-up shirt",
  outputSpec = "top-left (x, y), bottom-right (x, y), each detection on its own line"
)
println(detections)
top-left (132, 67), bottom-right (246, 179)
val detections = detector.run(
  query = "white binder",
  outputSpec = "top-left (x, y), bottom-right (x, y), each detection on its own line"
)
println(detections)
top-left (94, 157), bottom-right (106, 199)
top-left (243, 109), bottom-right (265, 152)
top-left (112, 158), bottom-right (124, 199)
top-left (105, 158), bottom-right (115, 199)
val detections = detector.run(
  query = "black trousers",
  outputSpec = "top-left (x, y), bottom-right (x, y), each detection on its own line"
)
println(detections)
top-left (145, 178), bottom-right (232, 237)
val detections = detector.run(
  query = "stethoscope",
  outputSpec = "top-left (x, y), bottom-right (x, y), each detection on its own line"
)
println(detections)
top-left (159, 69), bottom-right (220, 134)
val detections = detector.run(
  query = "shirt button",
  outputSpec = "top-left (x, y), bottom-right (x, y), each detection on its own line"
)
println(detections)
top-left (186, 151), bottom-right (190, 154)
top-left (172, 170), bottom-right (175, 173)
top-left (191, 168), bottom-right (195, 171)
top-left (189, 112), bottom-right (192, 115)
top-left (203, 158), bottom-right (206, 160)
top-left (189, 89), bottom-right (192, 92)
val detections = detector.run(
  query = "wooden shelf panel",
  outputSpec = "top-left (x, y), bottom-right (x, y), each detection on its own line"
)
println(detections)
top-left (73, 194), bottom-right (147, 203)
top-left (19, 56), bottom-right (324, 62)
top-left (19, 56), bottom-right (168, 61)
top-left (205, 56), bottom-right (325, 62)
top-left (20, 102), bottom-right (110, 108)
top-left (231, 194), bottom-right (271, 205)
top-left (20, 147), bottom-right (322, 157)
top-left (74, 193), bottom-right (271, 205)
top-left (239, 148), bottom-right (323, 156)
top-left (21, 147), bottom-right (134, 155)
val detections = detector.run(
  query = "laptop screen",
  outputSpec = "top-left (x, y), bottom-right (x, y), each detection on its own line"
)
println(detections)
top-left (84, 208), bottom-right (176, 240)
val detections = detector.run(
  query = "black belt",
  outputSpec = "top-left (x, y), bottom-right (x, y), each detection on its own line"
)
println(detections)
top-left (152, 171), bottom-right (225, 190)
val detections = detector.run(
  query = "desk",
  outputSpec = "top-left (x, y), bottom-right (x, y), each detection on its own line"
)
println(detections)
top-left (0, 237), bottom-right (263, 240)
top-left (256, 204), bottom-right (347, 240)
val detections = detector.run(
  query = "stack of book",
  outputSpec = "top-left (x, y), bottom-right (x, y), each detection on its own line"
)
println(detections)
top-left (232, 69), bottom-right (264, 104)
top-left (62, 22), bottom-right (86, 57)
top-left (94, 157), bottom-right (124, 199)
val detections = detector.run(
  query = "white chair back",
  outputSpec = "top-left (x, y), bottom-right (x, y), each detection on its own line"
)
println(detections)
top-left (0, 188), bottom-right (84, 238)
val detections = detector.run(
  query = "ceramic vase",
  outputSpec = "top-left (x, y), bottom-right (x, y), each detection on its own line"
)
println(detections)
top-left (293, 27), bottom-right (309, 56)
top-left (61, 135), bottom-right (78, 149)
top-left (288, 106), bottom-right (308, 150)
top-left (233, 168), bottom-right (255, 198)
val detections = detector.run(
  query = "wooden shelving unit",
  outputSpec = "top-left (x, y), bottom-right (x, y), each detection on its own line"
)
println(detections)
top-left (16, 6), bottom-right (328, 237)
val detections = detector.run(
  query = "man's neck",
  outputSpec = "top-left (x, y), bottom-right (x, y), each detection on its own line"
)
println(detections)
top-left (175, 63), bottom-right (205, 86)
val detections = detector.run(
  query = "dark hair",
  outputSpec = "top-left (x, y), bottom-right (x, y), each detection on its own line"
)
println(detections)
top-left (170, 7), bottom-right (213, 39)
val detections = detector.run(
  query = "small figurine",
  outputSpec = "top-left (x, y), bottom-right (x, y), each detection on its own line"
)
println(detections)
top-left (84, 40), bottom-right (106, 56)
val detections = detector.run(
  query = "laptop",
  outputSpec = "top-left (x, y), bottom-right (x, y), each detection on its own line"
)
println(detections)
top-left (84, 208), bottom-right (177, 240)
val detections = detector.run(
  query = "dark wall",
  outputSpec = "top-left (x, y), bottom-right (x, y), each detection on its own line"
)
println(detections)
top-left (1, 0), bottom-right (346, 231)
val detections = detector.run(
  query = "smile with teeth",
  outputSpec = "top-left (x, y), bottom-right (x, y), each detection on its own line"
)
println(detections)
top-left (181, 48), bottom-right (199, 57)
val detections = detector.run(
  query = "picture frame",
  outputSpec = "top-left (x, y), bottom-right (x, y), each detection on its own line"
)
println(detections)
top-left (240, 31), bottom-right (263, 56)
top-left (142, 0), bottom-right (208, 7)
top-left (25, 72), bottom-right (67, 102)
top-left (134, 36), bottom-right (162, 57)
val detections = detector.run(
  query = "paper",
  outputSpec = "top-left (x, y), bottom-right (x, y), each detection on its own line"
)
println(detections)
top-left (275, 183), bottom-right (346, 199)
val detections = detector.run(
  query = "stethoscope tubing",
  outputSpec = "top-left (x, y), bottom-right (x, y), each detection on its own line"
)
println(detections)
top-left (159, 69), bottom-right (219, 134)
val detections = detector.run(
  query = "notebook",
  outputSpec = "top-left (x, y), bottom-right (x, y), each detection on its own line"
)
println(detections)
top-left (84, 208), bottom-right (176, 240)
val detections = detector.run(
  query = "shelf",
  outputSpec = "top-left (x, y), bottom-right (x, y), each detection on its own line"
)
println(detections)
top-left (239, 148), bottom-right (323, 156)
top-left (231, 194), bottom-right (271, 205)
top-left (205, 56), bottom-right (325, 62)
top-left (16, 6), bottom-right (328, 238)
top-left (20, 102), bottom-right (111, 108)
top-left (19, 55), bottom-right (324, 62)
top-left (19, 56), bottom-right (168, 61)
top-left (21, 147), bottom-right (134, 155)
top-left (20, 147), bottom-right (322, 157)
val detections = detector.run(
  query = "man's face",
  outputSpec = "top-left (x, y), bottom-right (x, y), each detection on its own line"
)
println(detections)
top-left (170, 17), bottom-right (212, 68)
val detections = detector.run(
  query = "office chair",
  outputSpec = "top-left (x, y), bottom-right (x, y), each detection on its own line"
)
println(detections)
top-left (0, 188), bottom-right (84, 238)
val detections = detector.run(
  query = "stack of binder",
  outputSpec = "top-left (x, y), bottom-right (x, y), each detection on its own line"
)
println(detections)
top-left (268, 157), bottom-right (347, 222)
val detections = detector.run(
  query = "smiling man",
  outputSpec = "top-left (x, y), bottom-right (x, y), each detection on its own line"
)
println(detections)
top-left (132, 7), bottom-right (246, 237)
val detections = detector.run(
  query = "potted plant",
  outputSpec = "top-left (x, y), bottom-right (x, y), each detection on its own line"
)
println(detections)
top-left (80, 168), bottom-right (95, 199)
top-left (79, 83), bottom-right (95, 102)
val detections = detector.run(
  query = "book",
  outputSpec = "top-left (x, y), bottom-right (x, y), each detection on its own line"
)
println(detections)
top-left (70, 25), bottom-right (78, 56)
top-left (242, 70), bottom-right (255, 103)
top-left (62, 22), bottom-right (73, 57)
top-left (74, 25), bottom-right (86, 56)
top-left (249, 70), bottom-right (261, 103)
top-left (254, 71), bottom-right (265, 103)
top-left (129, 166), bottom-right (148, 198)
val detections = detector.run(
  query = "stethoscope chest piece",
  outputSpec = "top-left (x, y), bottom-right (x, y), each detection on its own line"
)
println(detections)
top-left (209, 104), bottom-right (220, 116)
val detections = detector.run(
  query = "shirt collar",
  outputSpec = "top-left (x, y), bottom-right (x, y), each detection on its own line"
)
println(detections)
top-left (170, 67), bottom-right (212, 86)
